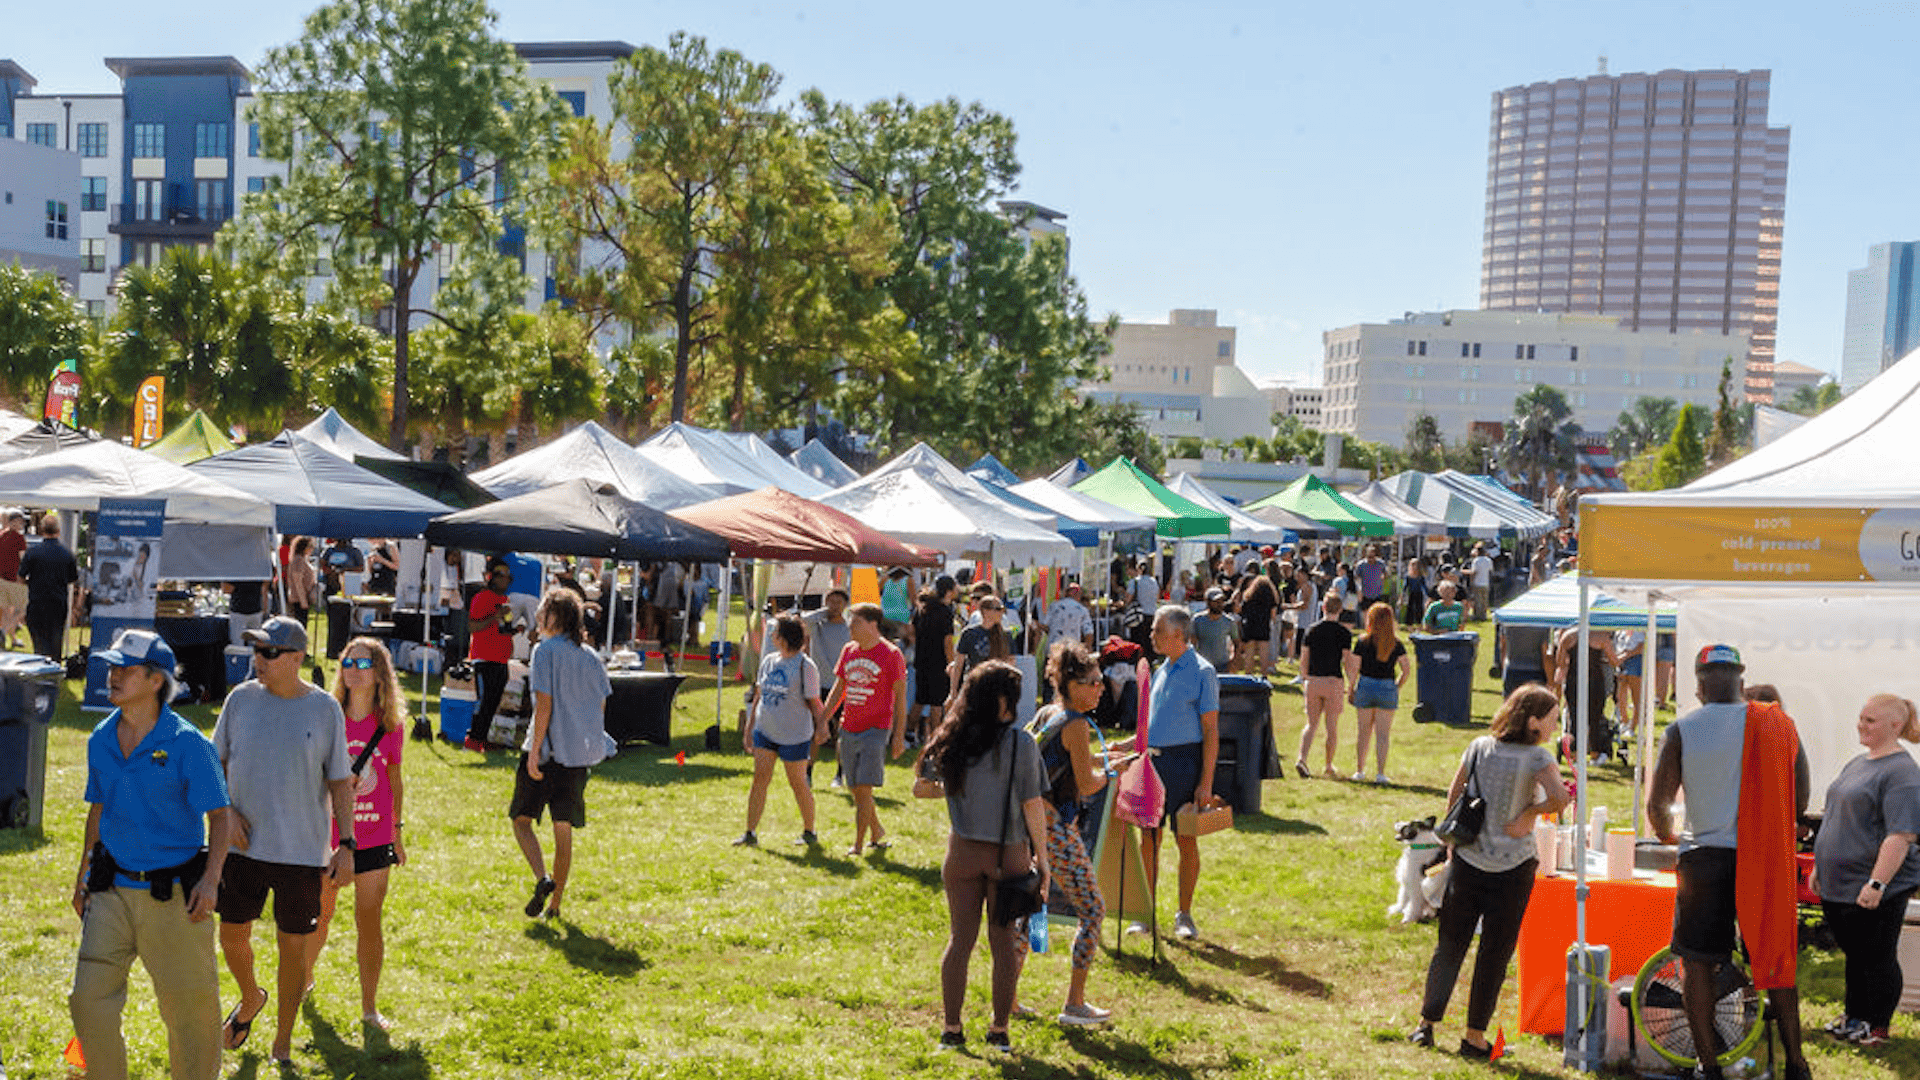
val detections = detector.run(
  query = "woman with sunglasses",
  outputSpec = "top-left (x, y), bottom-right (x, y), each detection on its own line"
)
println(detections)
top-left (1010, 641), bottom-right (1115, 1026)
top-left (306, 637), bottom-right (406, 1030)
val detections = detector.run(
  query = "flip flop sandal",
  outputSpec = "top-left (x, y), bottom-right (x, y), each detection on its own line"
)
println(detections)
top-left (223, 987), bottom-right (268, 1050)
top-left (868, 839), bottom-right (891, 853)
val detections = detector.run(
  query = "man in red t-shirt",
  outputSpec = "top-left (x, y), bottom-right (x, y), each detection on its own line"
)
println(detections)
top-left (464, 559), bottom-right (520, 751)
top-left (0, 510), bottom-right (27, 649)
top-left (823, 603), bottom-right (906, 856)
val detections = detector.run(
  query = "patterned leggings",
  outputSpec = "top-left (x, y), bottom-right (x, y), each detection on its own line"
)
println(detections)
top-left (1015, 804), bottom-right (1104, 971)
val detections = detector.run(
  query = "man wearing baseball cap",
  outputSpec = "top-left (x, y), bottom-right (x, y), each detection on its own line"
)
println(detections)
top-left (211, 616), bottom-right (353, 1065)
top-left (1648, 644), bottom-right (1811, 1080)
top-left (70, 629), bottom-right (231, 1079)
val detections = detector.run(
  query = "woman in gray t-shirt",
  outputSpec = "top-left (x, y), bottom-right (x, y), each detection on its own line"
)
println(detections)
top-left (734, 613), bottom-right (825, 848)
top-left (912, 661), bottom-right (1047, 1054)
top-left (1411, 684), bottom-right (1568, 1059)
top-left (1812, 693), bottom-right (1920, 1043)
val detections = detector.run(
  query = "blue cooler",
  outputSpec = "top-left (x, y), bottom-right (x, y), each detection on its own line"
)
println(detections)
top-left (223, 646), bottom-right (253, 692)
top-left (439, 689), bottom-right (476, 742)
top-left (1411, 631), bottom-right (1479, 725)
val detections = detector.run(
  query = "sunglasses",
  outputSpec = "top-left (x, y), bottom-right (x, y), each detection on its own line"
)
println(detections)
top-left (1072, 676), bottom-right (1103, 687)
top-left (341, 657), bottom-right (375, 670)
top-left (253, 646), bottom-right (295, 660)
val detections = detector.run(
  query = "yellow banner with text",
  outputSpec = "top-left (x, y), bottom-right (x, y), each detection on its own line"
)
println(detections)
top-left (1579, 504), bottom-right (1920, 584)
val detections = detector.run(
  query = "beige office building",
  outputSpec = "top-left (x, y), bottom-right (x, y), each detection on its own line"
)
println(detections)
top-left (1080, 309), bottom-right (1271, 443)
top-left (1479, 69), bottom-right (1787, 402)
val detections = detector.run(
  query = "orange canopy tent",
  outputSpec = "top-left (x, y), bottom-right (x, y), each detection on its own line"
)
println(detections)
top-left (668, 486), bottom-right (942, 567)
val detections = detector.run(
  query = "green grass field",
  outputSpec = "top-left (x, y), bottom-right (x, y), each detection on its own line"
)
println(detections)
top-left (2, 623), bottom-right (1914, 1078)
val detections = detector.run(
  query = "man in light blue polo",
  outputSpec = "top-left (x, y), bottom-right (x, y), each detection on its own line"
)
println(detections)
top-left (1135, 604), bottom-right (1223, 941)
top-left (70, 629), bottom-right (232, 1080)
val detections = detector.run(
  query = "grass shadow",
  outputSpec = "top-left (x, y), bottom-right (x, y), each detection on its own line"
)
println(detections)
top-left (863, 853), bottom-right (944, 891)
top-left (0, 825), bottom-right (53, 854)
top-left (1230, 814), bottom-right (1327, 836)
top-left (761, 845), bottom-right (862, 880)
top-left (1108, 950), bottom-right (1267, 1012)
top-left (524, 918), bottom-right (650, 976)
top-left (1057, 1026), bottom-right (1203, 1078)
top-left (1379, 781), bottom-right (1449, 798)
top-left (1180, 940), bottom-right (1332, 999)
top-left (304, 1006), bottom-right (434, 1078)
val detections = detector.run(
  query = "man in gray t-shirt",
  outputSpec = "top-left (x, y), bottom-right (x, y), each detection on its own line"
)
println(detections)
top-left (802, 589), bottom-right (853, 698)
top-left (211, 616), bottom-right (352, 1062)
top-left (513, 589), bottom-right (612, 921)
top-left (1191, 589), bottom-right (1240, 672)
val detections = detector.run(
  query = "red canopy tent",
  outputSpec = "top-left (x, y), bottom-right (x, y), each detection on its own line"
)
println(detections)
top-left (669, 487), bottom-right (942, 566)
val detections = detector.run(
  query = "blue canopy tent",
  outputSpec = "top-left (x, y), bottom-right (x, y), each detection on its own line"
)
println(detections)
top-left (966, 454), bottom-right (1021, 487)
top-left (1492, 571), bottom-right (1674, 631)
top-left (187, 430), bottom-right (455, 537)
top-left (870, 443), bottom-right (1098, 548)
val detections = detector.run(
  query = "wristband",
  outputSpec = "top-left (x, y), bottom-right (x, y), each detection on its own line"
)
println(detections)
top-left (1867, 879), bottom-right (1886, 892)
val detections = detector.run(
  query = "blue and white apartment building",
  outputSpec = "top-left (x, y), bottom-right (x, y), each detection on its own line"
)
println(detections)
top-left (0, 43), bottom-right (634, 323)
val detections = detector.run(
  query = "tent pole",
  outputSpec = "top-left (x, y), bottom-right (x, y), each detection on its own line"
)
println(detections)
top-left (714, 557), bottom-right (732, 728)
top-left (1570, 577), bottom-right (1593, 1071)
top-left (418, 546), bottom-right (432, 729)
top-left (1636, 595), bottom-right (1657, 840)
top-left (630, 562), bottom-right (641, 658)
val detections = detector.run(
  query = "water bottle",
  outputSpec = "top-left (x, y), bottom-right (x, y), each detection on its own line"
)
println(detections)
top-left (1028, 904), bottom-right (1050, 953)
top-left (1589, 805), bottom-right (1608, 851)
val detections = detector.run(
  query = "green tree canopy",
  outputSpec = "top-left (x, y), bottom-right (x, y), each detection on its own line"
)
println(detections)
top-left (0, 264), bottom-right (92, 416)
top-left (1611, 395), bottom-right (1680, 459)
top-left (1501, 383), bottom-right (1579, 499)
top-left (1645, 402), bottom-right (1709, 490)
top-left (1779, 380), bottom-right (1841, 417)
top-left (1404, 412), bottom-right (1445, 472)
top-left (237, 0), bottom-right (569, 448)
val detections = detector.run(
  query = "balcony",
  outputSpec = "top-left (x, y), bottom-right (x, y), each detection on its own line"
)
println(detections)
top-left (108, 200), bottom-right (231, 238)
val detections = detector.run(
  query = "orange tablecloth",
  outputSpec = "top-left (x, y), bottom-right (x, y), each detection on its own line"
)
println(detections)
top-left (1516, 871), bottom-right (1677, 1035)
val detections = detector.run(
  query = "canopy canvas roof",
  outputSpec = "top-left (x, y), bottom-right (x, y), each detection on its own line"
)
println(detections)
top-left (470, 421), bottom-right (712, 509)
top-left (296, 407), bottom-right (403, 462)
top-left (425, 479), bottom-right (730, 563)
top-left (866, 443), bottom-right (1094, 545)
top-left (145, 409), bottom-right (235, 465)
top-left (1380, 471), bottom-right (1525, 540)
top-left (0, 408), bottom-right (38, 442)
top-left (1071, 458), bottom-right (1228, 539)
top-left (1432, 470), bottom-right (1558, 538)
top-left (669, 487), bottom-right (941, 566)
top-left (639, 423), bottom-right (832, 499)
top-left (966, 454), bottom-right (1020, 487)
top-left (1345, 480), bottom-right (1450, 537)
top-left (1007, 478), bottom-right (1158, 554)
top-left (1166, 473), bottom-right (1297, 545)
top-left (353, 457), bottom-right (497, 511)
top-left (188, 430), bottom-right (456, 537)
top-left (1244, 503), bottom-right (1343, 539)
top-left (788, 439), bottom-right (860, 488)
top-left (0, 419), bottom-right (98, 462)
top-left (1048, 457), bottom-right (1092, 487)
top-left (1493, 571), bottom-right (1675, 631)
top-left (1245, 474), bottom-right (1393, 537)
top-left (820, 466), bottom-right (1075, 568)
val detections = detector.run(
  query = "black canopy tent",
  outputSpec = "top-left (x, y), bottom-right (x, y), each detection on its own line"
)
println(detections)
top-left (423, 479), bottom-right (729, 563)
top-left (354, 456), bottom-right (498, 511)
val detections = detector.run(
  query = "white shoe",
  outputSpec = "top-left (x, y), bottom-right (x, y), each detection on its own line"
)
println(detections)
top-left (1350, 772), bottom-right (1367, 782)
top-left (1059, 1002), bottom-right (1112, 1026)
top-left (1123, 920), bottom-right (1149, 936)
top-left (1172, 911), bottom-right (1198, 940)
top-left (1375, 773), bottom-right (1391, 785)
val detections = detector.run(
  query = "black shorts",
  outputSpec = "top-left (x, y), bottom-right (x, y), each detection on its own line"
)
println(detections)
top-left (353, 843), bottom-right (399, 875)
top-left (218, 853), bottom-right (324, 934)
top-left (508, 754), bottom-right (590, 827)
top-left (914, 665), bottom-right (950, 707)
top-left (1672, 846), bottom-right (1739, 963)
top-left (1152, 743), bottom-right (1203, 829)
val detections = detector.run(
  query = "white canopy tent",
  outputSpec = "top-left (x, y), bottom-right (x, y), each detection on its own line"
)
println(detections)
top-left (0, 441), bottom-right (275, 577)
top-left (867, 443), bottom-right (1066, 535)
top-left (1008, 478), bottom-right (1157, 543)
top-left (820, 467), bottom-right (1075, 568)
top-left (714, 431), bottom-right (834, 498)
top-left (788, 438), bottom-right (861, 488)
top-left (471, 421), bottom-right (712, 509)
top-left (637, 422), bottom-right (832, 499)
top-left (1166, 473), bottom-right (1293, 545)
top-left (1346, 480), bottom-right (1449, 537)
top-left (296, 407), bottom-right (404, 462)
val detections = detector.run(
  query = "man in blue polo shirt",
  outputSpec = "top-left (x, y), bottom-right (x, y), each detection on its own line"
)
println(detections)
top-left (1133, 604), bottom-right (1223, 941)
top-left (69, 629), bottom-right (232, 1080)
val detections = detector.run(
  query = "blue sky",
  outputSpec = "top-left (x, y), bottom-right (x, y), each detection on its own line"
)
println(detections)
top-left (12, 1), bottom-right (1913, 385)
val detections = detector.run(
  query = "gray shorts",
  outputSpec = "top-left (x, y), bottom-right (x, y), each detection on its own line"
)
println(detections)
top-left (840, 728), bottom-right (890, 788)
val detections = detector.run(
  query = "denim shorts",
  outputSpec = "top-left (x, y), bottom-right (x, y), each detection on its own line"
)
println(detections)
top-left (1352, 675), bottom-right (1399, 710)
top-left (753, 728), bottom-right (812, 762)
top-left (1619, 654), bottom-right (1644, 678)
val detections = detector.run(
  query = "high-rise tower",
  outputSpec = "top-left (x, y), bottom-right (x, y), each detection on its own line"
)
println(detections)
top-left (1479, 69), bottom-right (1788, 402)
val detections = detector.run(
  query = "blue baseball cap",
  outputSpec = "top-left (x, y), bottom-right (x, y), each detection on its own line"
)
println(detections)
top-left (1695, 643), bottom-right (1744, 670)
top-left (97, 628), bottom-right (177, 674)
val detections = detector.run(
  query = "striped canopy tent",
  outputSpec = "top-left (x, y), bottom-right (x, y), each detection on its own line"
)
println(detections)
top-left (1379, 471), bottom-right (1524, 540)
top-left (1071, 457), bottom-right (1228, 539)
top-left (1430, 469), bottom-right (1558, 539)
top-left (1492, 571), bottom-right (1674, 631)
top-left (1346, 480), bottom-right (1456, 537)
top-left (1245, 474), bottom-right (1394, 537)
top-left (1244, 503), bottom-right (1344, 540)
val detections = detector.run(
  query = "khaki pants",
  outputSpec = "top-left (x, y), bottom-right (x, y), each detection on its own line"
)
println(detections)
top-left (70, 886), bottom-right (222, 1080)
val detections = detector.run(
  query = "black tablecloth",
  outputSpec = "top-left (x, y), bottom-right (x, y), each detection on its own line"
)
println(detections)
top-left (604, 671), bottom-right (685, 746)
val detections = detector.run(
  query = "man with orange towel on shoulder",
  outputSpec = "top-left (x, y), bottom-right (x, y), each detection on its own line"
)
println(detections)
top-left (1648, 644), bottom-right (1811, 1080)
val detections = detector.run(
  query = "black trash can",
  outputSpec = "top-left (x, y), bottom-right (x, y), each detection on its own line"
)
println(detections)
top-left (1214, 674), bottom-right (1281, 814)
top-left (0, 654), bottom-right (64, 830)
top-left (604, 671), bottom-right (686, 746)
top-left (326, 597), bottom-right (354, 660)
top-left (1411, 631), bottom-right (1479, 726)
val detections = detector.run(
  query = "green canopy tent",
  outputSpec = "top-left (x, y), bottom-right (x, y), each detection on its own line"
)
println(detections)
top-left (1071, 457), bottom-right (1228, 539)
top-left (144, 409), bottom-right (236, 465)
top-left (1245, 474), bottom-right (1395, 537)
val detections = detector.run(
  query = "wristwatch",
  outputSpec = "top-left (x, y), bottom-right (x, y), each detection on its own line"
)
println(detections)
top-left (1867, 879), bottom-right (1886, 892)
top-left (338, 838), bottom-right (358, 852)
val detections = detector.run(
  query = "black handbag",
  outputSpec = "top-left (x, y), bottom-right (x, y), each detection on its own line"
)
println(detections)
top-left (988, 727), bottom-right (1043, 928)
top-left (1434, 742), bottom-right (1487, 847)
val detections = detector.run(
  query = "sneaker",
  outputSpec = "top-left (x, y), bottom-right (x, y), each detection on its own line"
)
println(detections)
top-left (1407, 1023), bottom-right (1435, 1048)
top-left (1123, 920), bottom-right (1149, 936)
top-left (731, 831), bottom-right (758, 847)
top-left (1823, 1015), bottom-right (1857, 1038)
top-left (1173, 911), bottom-right (1198, 940)
top-left (937, 1030), bottom-right (965, 1051)
top-left (1350, 771), bottom-right (1367, 782)
top-left (1458, 1038), bottom-right (1491, 1061)
top-left (983, 1029), bottom-right (1012, 1054)
top-left (1059, 1003), bottom-right (1111, 1026)
top-left (793, 831), bottom-right (818, 847)
top-left (1375, 773), bottom-right (1392, 786)
top-left (462, 737), bottom-right (488, 753)
top-left (1294, 758), bottom-right (1310, 779)
top-left (523, 876), bottom-right (554, 917)
top-left (1854, 1026), bottom-right (1891, 1047)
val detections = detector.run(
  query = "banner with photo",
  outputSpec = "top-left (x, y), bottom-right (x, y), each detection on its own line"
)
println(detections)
top-left (83, 498), bottom-right (165, 710)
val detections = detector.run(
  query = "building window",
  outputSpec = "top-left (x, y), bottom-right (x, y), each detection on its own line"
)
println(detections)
top-left (1472, 342), bottom-right (1482, 358)
top-left (132, 123), bottom-right (164, 158)
top-left (44, 200), bottom-right (68, 240)
top-left (25, 123), bottom-right (57, 148)
top-left (1515, 344), bottom-right (1526, 360)
top-left (84, 300), bottom-right (106, 323)
top-left (1569, 345), bottom-right (1579, 361)
top-left (82, 238), bottom-right (105, 272)
top-left (1408, 340), bottom-right (1417, 356)
top-left (194, 122), bottom-right (230, 158)
top-left (76, 123), bottom-right (107, 157)
top-left (132, 179), bottom-right (162, 221)
top-left (1217, 340), bottom-right (1231, 358)
top-left (1417, 340), bottom-right (1427, 356)
top-left (1526, 344), bottom-right (1536, 360)
top-left (246, 176), bottom-right (266, 194)
top-left (81, 176), bottom-right (107, 212)
top-left (195, 179), bottom-right (227, 220)
top-left (1460, 342), bottom-right (1470, 358)
top-left (558, 90), bottom-right (586, 117)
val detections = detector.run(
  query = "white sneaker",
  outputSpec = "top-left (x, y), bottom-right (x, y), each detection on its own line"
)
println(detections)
top-left (1173, 911), bottom-right (1198, 940)
top-left (1059, 1002), bottom-right (1112, 1026)
top-left (1350, 771), bottom-right (1367, 782)
top-left (1123, 920), bottom-right (1149, 936)
top-left (1375, 773), bottom-right (1391, 786)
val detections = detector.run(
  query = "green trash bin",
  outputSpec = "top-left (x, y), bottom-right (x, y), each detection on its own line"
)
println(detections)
top-left (0, 655), bottom-right (64, 830)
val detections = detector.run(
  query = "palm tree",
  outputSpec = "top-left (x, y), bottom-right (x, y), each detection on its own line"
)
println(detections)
top-left (1502, 384), bottom-right (1580, 501)
top-left (1610, 395), bottom-right (1679, 459)
top-left (1404, 411), bottom-right (1445, 471)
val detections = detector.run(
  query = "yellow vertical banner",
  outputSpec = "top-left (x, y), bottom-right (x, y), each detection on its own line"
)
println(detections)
top-left (133, 376), bottom-right (165, 448)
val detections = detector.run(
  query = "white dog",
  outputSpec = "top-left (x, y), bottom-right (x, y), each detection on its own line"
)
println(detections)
top-left (1388, 816), bottom-right (1448, 924)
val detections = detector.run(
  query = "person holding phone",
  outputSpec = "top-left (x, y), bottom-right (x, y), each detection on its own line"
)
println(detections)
top-left (463, 559), bottom-right (518, 753)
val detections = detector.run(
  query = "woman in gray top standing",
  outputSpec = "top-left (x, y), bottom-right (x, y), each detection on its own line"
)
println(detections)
top-left (1410, 684), bottom-right (1569, 1060)
top-left (913, 661), bottom-right (1049, 1054)
top-left (1813, 693), bottom-right (1920, 1046)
